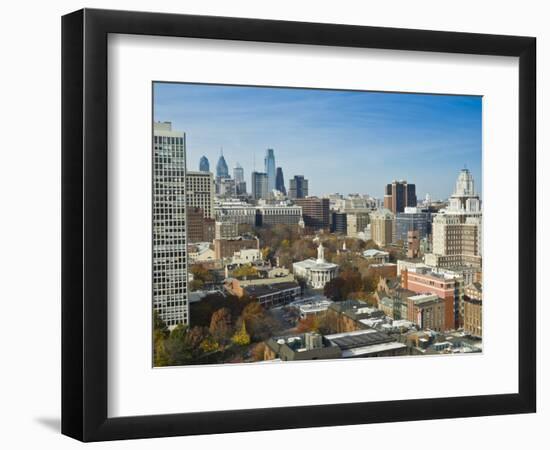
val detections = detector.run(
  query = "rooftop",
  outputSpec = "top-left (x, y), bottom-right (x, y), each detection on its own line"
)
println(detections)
top-left (243, 281), bottom-right (300, 298)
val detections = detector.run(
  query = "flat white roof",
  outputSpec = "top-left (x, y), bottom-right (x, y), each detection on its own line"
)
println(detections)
top-left (341, 341), bottom-right (407, 357)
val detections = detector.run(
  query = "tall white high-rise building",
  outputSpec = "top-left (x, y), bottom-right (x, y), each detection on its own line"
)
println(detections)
top-left (153, 122), bottom-right (189, 327)
top-left (448, 168), bottom-right (481, 216)
top-left (425, 168), bottom-right (483, 269)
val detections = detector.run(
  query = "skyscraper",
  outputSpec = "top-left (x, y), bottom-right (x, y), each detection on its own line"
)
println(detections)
top-left (448, 168), bottom-right (481, 216)
top-left (275, 167), bottom-right (286, 195)
top-left (233, 164), bottom-right (246, 195)
top-left (152, 122), bottom-right (188, 327)
top-left (233, 163), bottom-right (244, 183)
top-left (289, 175), bottom-right (308, 199)
top-left (383, 180), bottom-right (417, 214)
top-left (251, 171), bottom-right (268, 200)
top-left (216, 151), bottom-right (229, 179)
top-left (264, 148), bottom-right (276, 192)
top-left (199, 155), bottom-right (210, 172)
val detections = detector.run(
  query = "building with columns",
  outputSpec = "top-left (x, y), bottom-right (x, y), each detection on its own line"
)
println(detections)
top-left (293, 242), bottom-right (339, 289)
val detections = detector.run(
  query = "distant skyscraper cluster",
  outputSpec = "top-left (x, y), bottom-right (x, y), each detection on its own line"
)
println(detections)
top-left (196, 146), bottom-right (308, 203)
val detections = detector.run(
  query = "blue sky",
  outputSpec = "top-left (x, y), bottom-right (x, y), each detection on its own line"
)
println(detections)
top-left (153, 82), bottom-right (482, 201)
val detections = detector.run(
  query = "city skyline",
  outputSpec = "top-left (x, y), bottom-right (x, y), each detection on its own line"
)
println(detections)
top-left (153, 82), bottom-right (482, 200)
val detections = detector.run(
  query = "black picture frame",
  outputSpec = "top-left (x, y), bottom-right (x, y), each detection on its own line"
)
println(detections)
top-left (62, 8), bottom-right (536, 442)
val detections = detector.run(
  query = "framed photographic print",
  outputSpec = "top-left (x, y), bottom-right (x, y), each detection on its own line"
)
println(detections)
top-left (62, 8), bottom-right (536, 442)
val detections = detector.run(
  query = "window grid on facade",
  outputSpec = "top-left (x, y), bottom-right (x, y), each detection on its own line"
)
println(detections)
top-left (153, 124), bottom-right (189, 327)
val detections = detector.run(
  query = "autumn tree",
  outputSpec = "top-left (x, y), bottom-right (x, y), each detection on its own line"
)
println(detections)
top-left (190, 264), bottom-right (214, 284)
top-left (231, 264), bottom-right (258, 279)
top-left (251, 342), bottom-right (266, 362)
top-left (231, 321), bottom-right (251, 346)
top-left (153, 311), bottom-right (171, 366)
top-left (324, 277), bottom-right (347, 301)
top-left (237, 301), bottom-right (277, 342)
top-left (296, 315), bottom-right (319, 333)
top-left (317, 312), bottom-right (339, 335)
top-left (209, 307), bottom-right (233, 344)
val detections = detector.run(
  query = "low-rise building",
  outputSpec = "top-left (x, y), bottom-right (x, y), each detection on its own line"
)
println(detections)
top-left (231, 248), bottom-right (262, 265)
top-left (242, 282), bottom-right (301, 308)
top-left (362, 249), bottom-right (390, 264)
top-left (264, 332), bottom-right (341, 361)
top-left (367, 263), bottom-right (397, 280)
top-left (291, 296), bottom-right (334, 319)
top-left (324, 329), bottom-right (409, 358)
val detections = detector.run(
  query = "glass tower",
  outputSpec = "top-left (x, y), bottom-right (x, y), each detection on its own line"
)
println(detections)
top-left (199, 155), bottom-right (210, 172)
top-left (264, 148), bottom-right (276, 192)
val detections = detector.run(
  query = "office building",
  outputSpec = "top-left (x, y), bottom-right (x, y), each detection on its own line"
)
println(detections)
top-left (426, 214), bottom-right (482, 268)
top-left (370, 209), bottom-right (394, 246)
top-left (275, 167), bottom-right (286, 195)
top-left (289, 175), bottom-right (309, 199)
top-left (152, 121), bottom-right (188, 327)
top-left (294, 197), bottom-right (330, 230)
top-left (199, 155), bottom-right (210, 172)
top-left (406, 294), bottom-right (446, 332)
top-left (251, 171), bottom-right (268, 200)
top-left (186, 171), bottom-right (215, 219)
top-left (383, 180), bottom-right (417, 214)
top-left (264, 148), bottom-right (276, 192)
top-left (401, 266), bottom-right (464, 330)
top-left (218, 177), bottom-right (236, 197)
top-left (395, 207), bottom-right (431, 243)
top-left (215, 220), bottom-right (239, 240)
top-left (331, 212), bottom-right (347, 234)
top-left (187, 207), bottom-right (215, 243)
top-left (346, 212), bottom-right (370, 237)
top-left (214, 200), bottom-right (257, 225)
top-left (255, 204), bottom-right (303, 226)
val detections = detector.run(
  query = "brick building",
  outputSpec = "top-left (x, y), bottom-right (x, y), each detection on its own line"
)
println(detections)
top-left (214, 236), bottom-right (259, 260)
top-left (401, 267), bottom-right (464, 330)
